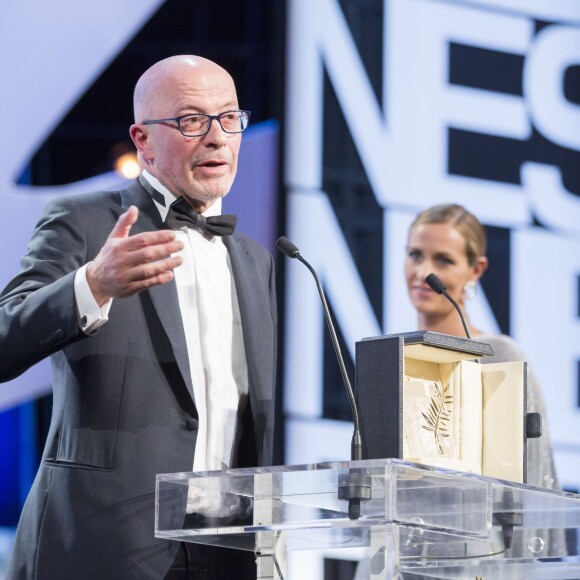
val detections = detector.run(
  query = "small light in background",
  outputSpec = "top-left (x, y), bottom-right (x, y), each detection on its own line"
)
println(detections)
top-left (114, 151), bottom-right (140, 179)
top-left (111, 142), bottom-right (140, 179)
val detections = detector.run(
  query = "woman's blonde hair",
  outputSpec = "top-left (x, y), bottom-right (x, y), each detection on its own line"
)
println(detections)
top-left (409, 204), bottom-right (487, 266)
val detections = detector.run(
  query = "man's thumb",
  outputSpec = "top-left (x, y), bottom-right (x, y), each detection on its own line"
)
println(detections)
top-left (109, 206), bottom-right (138, 239)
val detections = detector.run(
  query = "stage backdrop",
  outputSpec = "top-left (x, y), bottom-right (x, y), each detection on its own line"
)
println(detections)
top-left (1, 0), bottom-right (579, 577)
top-left (283, 0), bottom-right (580, 574)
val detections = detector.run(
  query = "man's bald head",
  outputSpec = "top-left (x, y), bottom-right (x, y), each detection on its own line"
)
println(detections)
top-left (129, 54), bottom-right (243, 213)
top-left (133, 55), bottom-right (235, 122)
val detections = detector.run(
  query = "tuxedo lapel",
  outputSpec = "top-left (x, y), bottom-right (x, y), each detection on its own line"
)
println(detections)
top-left (121, 182), bottom-right (195, 403)
top-left (147, 282), bottom-right (194, 401)
top-left (225, 233), bottom-right (276, 466)
top-left (224, 234), bottom-right (271, 404)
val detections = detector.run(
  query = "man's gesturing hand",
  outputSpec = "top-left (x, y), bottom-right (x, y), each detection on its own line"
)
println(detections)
top-left (86, 206), bottom-right (184, 306)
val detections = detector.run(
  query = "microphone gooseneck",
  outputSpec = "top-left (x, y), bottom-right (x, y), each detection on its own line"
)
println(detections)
top-left (277, 236), bottom-right (370, 519)
top-left (276, 236), bottom-right (362, 458)
top-left (424, 273), bottom-right (471, 339)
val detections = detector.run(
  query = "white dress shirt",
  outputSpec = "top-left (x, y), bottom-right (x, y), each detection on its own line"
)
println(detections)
top-left (74, 171), bottom-right (249, 479)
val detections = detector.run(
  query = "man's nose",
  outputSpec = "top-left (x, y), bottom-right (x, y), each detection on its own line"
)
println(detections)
top-left (204, 117), bottom-right (228, 144)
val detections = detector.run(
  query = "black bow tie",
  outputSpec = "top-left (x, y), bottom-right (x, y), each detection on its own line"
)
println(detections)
top-left (164, 197), bottom-right (237, 237)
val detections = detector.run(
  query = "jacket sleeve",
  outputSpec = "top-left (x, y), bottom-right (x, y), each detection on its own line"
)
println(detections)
top-left (0, 196), bottom-right (91, 382)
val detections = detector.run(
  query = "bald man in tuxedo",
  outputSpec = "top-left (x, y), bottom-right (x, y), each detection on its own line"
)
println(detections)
top-left (0, 55), bottom-right (277, 579)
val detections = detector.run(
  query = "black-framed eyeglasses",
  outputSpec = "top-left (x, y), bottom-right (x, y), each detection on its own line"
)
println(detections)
top-left (141, 110), bottom-right (251, 137)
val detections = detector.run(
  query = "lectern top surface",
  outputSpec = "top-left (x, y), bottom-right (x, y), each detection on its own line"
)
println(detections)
top-left (361, 330), bottom-right (494, 358)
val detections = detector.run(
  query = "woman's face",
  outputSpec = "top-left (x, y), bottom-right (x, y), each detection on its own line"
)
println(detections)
top-left (405, 222), bottom-right (482, 317)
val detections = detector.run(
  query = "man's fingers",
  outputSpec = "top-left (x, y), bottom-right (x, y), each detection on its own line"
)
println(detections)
top-left (120, 256), bottom-right (183, 293)
top-left (121, 229), bottom-right (180, 253)
top-left (115, 236), bottom-right (183, 271)
top-left (139, 257), bottom-right (183, 286)
top-left (109, 206), bottom-right (139, 240)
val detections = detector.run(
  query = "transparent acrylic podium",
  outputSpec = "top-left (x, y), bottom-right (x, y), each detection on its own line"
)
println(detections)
top-left (156, 458), bottom-right (580, 579)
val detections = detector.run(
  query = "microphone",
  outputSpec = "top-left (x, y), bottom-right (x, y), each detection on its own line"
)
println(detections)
top-left (424, 273), bottom-right (471, 339)
top-left (277, 236), bottom-right (362, 458)
top-left (277, 236), bottom-right (370, 518)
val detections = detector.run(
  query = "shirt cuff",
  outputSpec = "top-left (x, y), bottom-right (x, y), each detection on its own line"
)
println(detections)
top-left (74, 263), bottom-right (112, 334)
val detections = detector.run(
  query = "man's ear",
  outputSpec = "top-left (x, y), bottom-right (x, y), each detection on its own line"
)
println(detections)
top-left (129, 124), bottom-right (153, 164)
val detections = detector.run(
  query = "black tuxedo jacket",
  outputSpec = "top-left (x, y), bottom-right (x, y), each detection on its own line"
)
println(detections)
top-left (0, 180), bottom-right (277, 579)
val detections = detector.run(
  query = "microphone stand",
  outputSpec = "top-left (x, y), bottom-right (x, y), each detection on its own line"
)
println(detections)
top-left (424, 273), bottom-right (479, 363)
top-left (424, 274), bottom-right (471, 339)
top-left (277, 237), bottom-right (371, 519)
top-left (426, 274), bottom-right (524, 543)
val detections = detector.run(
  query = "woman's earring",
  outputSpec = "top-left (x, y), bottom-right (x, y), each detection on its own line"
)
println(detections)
top-left (464, 280), bottom-right (477, 300)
